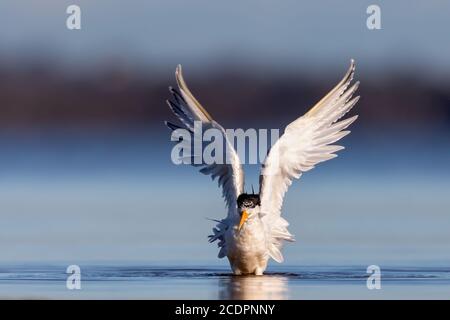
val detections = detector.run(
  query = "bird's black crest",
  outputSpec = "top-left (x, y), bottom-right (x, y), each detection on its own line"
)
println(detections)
top-left (237, 193), bottom-right (261, 208)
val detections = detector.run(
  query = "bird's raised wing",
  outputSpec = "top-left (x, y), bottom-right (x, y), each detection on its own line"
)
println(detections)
top-left (165, 65), bottom-right (244, 219)
top-left (259, 60), bottom-right (360, 261)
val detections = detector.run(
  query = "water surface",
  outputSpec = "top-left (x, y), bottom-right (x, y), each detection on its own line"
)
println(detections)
top-left (0, 265), bottom-right (449, 299)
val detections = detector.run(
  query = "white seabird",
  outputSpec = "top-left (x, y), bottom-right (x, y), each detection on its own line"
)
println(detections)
top-left (165, 60), bottom-right (360, 275)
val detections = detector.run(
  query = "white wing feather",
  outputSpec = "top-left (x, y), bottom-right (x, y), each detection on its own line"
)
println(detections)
top-left (165, 65), bottom-right (244, 218)
top-left (165, 65), bottom-right (244, 258)
top-left (259, 60), bottom-right (360, 262)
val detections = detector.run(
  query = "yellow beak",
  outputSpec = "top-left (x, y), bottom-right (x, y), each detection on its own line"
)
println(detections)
top-left (238, 210), bottom-right (248, 231)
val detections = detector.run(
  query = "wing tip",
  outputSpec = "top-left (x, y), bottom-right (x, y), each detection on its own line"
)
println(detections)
top-left (175, 65), bottom-right (183, 87)
top-left (165, 121), bottom-right (181, 131)
top-left (349, 59), bottom-right (356, 73)
top-left (348, 95), bottom-right (361, 109)
top-left (305, 59), bottom-right (357, 118)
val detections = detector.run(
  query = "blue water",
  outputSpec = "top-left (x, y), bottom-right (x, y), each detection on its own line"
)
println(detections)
top-left (0, 131), bottom-right (449, 299)
top-left (0, 265), bottom-right (449, 299)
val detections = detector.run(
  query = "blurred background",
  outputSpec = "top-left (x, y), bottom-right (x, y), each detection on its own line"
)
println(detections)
top-left (0, 0), bottom-right (449, 267)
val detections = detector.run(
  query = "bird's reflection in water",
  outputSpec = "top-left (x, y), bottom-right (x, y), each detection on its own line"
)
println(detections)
top-left (219, 274), bottom-right (289, 300)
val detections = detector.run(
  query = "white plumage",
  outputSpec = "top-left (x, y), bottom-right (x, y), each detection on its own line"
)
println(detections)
top-left (165, 60), bottom-right (360, 275)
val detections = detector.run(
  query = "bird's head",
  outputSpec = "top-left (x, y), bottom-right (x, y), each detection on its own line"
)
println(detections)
top-left (236, 193), bottom-right (261, 230)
